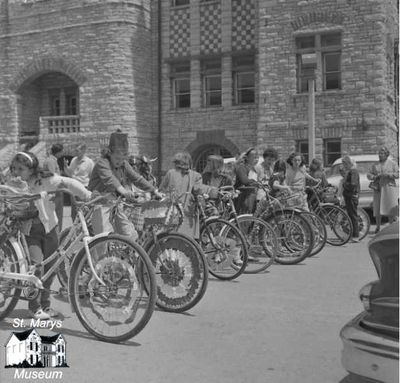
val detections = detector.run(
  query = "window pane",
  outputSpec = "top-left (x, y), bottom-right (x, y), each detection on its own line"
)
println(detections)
top-left (325, 73), bottom-right (340, 89)
top-left (207, 92), bottom-right (221, 106)
top-left (321, 33), bottom-right (341, 47)
top-left (296, 36), bottom-right (315, 49)
top-left (326, 141), bottom-right (341, 152)
top-left (173, 0), bottom-right (189, 6)
top-left (233, 56), bottom-right (254, 68)
top-left (206, 76), bottom-right (221, 91)
top-left (176, 78), bottom-right (190, 93)
top-left (237, 73), bottom-right (254, 88)
top-left (238, 89), bottom-right (255, 104)
top-left (176, 94), bottom-right (190, 108)
top-left (324, 53), bottom-right (340, 72)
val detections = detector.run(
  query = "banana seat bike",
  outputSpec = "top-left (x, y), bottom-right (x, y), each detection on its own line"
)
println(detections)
top-left (0, 186), bottom-right (157, 343)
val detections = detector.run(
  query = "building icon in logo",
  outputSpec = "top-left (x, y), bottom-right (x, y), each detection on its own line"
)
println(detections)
top-left (5, 329), bottom-right (68, 368)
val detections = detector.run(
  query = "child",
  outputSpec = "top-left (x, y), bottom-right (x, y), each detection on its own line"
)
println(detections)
top-left (268, 160), bottom-right (291, 198)
top-left (9, 151), bottom-right (92, 320)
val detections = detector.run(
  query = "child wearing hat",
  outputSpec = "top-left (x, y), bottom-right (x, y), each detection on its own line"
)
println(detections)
top-left (88, 131), bottom-right (162, 239)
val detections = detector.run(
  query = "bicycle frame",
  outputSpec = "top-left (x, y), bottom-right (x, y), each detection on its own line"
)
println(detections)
top-left (0, 190), bottom-right (111, 293)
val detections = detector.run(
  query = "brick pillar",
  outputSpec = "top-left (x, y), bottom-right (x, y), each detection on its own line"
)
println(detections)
top-left (221, 0), bottom-right (232, 107)
top-left (191, 0), bottom-right (201, 108)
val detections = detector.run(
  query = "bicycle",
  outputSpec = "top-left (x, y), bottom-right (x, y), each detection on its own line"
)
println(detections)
top-left (318, 185), bottom-right (371, 241)
top-left (121, 195), bottom-right (209, 313)
top-left (0, 186), bottom-right (157, 343)
top-left (195, 192), bottom-right (249, 281)
top-left (211, 186), bottom-right (278, 274)
top-left (253, 182), bottom-right (315, 265)
top-left (306, 185), bottom-right (353, 245)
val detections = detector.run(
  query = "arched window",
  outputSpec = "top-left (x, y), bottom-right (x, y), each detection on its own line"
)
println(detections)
top-left (193, 145), bottom-right (233, 173)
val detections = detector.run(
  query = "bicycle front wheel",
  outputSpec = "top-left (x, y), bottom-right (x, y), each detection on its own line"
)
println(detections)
top-left (318, 205), bottom-right (352, 246)
top-left (144, 232), bottom-right (208, 313)
top-left (263, 210), bottom-right (313, 265)
top-left (357, 207), bottom-right (371, 241)
top-left (69, 234), bottom-right (157, 343)
top-left (200, 218), bottom-right (248, 280)
top-left (234, 215), bottom-right (277, 274)
top-left (0, 240), bottom-right (22, 319)
top-left (300, 211), bottom-right (327, 257)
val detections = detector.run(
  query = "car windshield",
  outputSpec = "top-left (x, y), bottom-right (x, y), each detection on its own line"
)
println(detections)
top-left (330, 161), bottom-right (375, 176)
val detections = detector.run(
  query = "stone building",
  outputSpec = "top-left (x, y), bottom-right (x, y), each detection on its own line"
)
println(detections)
top-left (0, 0), bottom-right (398, 174)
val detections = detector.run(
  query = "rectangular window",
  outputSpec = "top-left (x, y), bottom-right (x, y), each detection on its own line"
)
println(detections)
top-left (171, 0), bottom-right (189, 6)
top-left (171, 61), bottom-right (191, 109)
top-left (202, 59), bottom-right (222, 107)
top-left (296, 140), bottom-right (309, 165)
top-left (296, 32), bottom-right (342, 93)
top-left (51, 97), bottom-right (61, 116)
top-left (323, 139), bottom-right (341, 166)
top-left (233, 56), bottom-right (255, 105)
top-left (65, 95), bottom-right (77, 115)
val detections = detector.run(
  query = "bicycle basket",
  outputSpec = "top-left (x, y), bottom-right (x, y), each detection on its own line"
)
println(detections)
top-left (278, 193), bottom-right (304, 208)
top-left (321, 186), bottom-right (339, 204)
top-left (140, 199), bottom-right (182, 229)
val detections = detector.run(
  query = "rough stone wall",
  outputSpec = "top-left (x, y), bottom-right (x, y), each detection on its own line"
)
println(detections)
top-left (258, 0), bottom-right (399, 160)
top-left (0, 0), bottom-right (157, 162)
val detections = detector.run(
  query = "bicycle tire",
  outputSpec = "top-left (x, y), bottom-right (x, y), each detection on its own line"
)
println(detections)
top-left (318, 205), bottom-right (352, 246)
top-left (262, 209), bottom-right (313, 265)
top-left (357, 207), bottom-right (371, 241)
top-left (0, 240), bottom-right (22, 319)
top-left (144, 232), bottom-right (208, 313)
top-left (68, 234), bottom-right (157, 343)
top-left (56, 228), bottom-right (78, 291)
top-left (234, 215), bottom-right (277, 274)
top-left (300, 211), bottom-right (327, 257)
top-left (200, 217), bottom-right (248, 280)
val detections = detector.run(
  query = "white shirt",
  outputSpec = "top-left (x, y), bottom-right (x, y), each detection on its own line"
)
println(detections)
top-left (65, 155), bottom-right (94, 187)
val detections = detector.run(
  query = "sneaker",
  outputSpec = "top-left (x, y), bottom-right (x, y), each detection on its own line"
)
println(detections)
top-left (43, 307), bottom-right (60, 318)
top-left (232, 259), bottom-right (243, 267)
top-left (32, 309), bottom-right (50, 321)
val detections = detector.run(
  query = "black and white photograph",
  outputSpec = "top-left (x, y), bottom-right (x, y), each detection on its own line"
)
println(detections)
top-left (0, 0), bottom-right (398, 382)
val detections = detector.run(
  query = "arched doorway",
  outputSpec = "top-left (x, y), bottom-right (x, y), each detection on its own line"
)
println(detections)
top-left (17, 71), bottom-right (80, 146)
top-left (193, 144), bottom-right (234, 173)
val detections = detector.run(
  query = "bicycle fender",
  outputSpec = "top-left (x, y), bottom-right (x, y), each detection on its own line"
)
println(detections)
top-left (86, 231), bottom-right (112, 244)
top-left (9, 237), bottom-right (28, 273)
top-left (204, 216), bottom-right (222, 223)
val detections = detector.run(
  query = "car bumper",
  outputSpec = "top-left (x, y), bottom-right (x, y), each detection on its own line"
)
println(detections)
top-left (340, 312), bottom-right (399, 383)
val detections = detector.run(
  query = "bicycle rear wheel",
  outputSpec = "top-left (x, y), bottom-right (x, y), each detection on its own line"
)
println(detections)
top-left (0, 240), bottom-right (22, 319)
top-left (234, 215), bottom-right (277, 274)
top-left (300, 211), bottom-right (327, 257)
top-left (144, 232), bottom-right (208, 313)
top-left (200, 218), bottom-right (248, 280)
top-left (69, 234), bottom-right (157, 343)
top-left (357, 207), bottom-right (371, 241)
top-left (263, 210), bottom-right (313, 265)
top-left (318, 205), bottom-right (352, 246)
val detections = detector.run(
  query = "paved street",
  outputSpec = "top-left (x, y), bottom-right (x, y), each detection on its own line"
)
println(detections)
top-left (0, 215), bottom-right (379, 383)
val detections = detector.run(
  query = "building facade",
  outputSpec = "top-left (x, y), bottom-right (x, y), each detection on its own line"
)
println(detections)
top-left (0, 0), bottom-right (398, 173)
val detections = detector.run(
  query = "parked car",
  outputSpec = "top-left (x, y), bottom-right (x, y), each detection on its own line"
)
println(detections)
top-left (326, 155), bottom-right (380, 210)
top-left (340, 223), bottom-right (399, 383)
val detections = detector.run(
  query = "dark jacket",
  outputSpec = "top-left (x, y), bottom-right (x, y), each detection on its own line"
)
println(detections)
top-left (342, 168), bottom-right (360, 198)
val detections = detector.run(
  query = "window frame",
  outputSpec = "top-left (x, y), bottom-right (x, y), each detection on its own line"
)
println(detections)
top-left (170, 61), bottom-right (191, 109)
top-left (323, 138), bottom-right (341, 167)
top-left (232, 56), bottom-right (255, 105)
top-left (296, 140), bottom-right (309, 165)
top-left (202, 59), bottom-right (222, 107)
top-left (295, 32), bottom-right (342, 93)
top-left (171, 0), bottom-right (189, 6)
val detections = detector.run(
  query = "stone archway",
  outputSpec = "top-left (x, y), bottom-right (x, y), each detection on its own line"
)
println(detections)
top-left (10, 57), bottom-right (86, 146)
top-left (9, 56), bottom-right (87, 93)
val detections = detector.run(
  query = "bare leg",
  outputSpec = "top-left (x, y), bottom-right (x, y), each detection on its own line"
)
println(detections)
top-left (375, 214), bottom-right (381, 233)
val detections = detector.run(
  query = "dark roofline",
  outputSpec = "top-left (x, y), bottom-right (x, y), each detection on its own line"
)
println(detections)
top-left (13, 329), bottom-right (35, 341)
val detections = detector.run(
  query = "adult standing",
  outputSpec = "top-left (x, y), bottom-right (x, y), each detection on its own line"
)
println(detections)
top-left (43, 143), bottom-right (64, 232)
top-left (286, 152), bottom-right (318, 211)
top-left (367, 146), bottom-right (399, 233)
top-left (159, 152), bottom-right (218, 239)
top-left (88, 131), bottom-right (161, 240)
top-left (202, 155), bottom-right (233, 188)
top-left (64, 143), bottom-right (94, 220)
top-left (234, 147), bottom-right (259, 214)
top-left (342, 155), bottom-right (360, 242)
